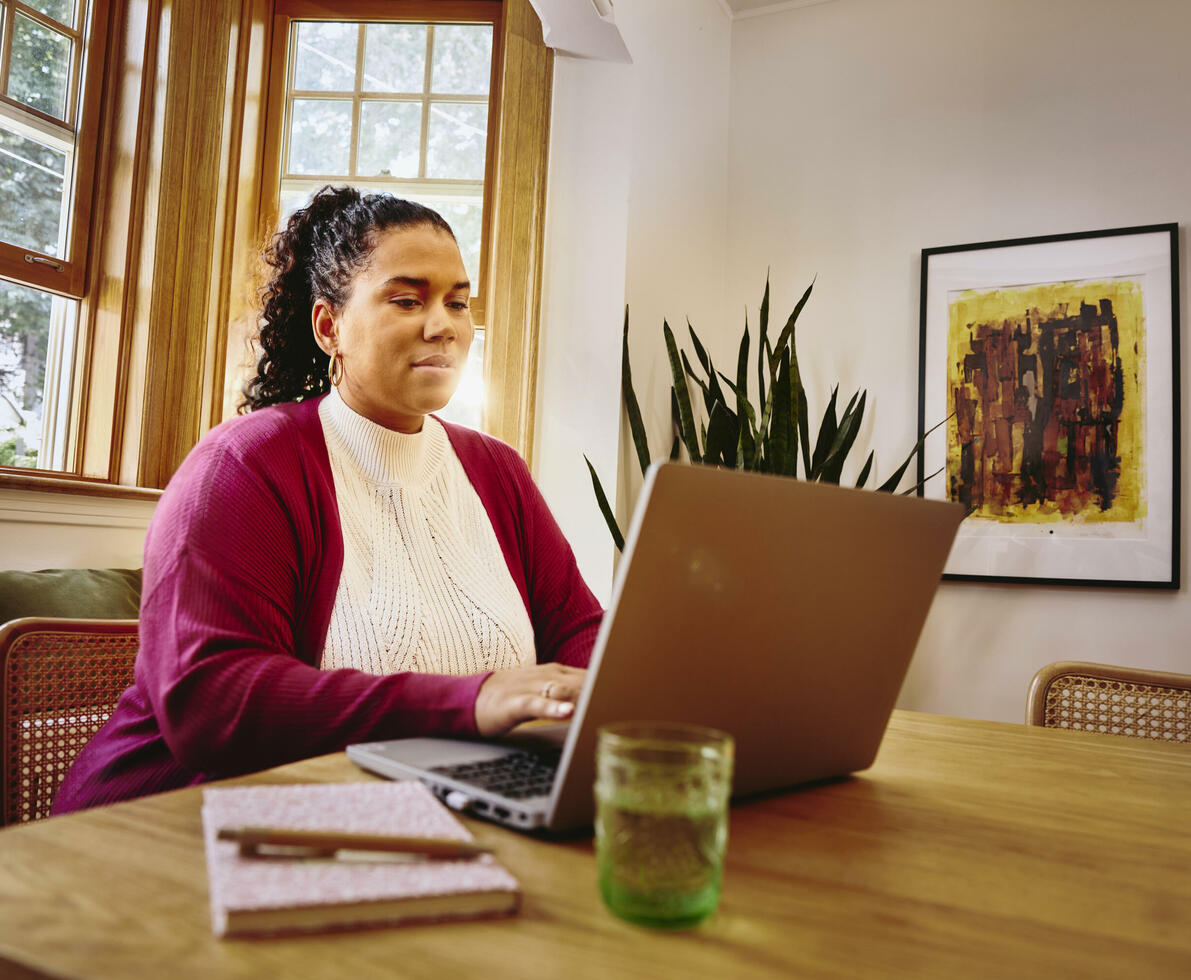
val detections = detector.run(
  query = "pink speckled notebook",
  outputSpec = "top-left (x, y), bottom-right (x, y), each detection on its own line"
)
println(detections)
top-left (201, 781), bottom-right (519, 937)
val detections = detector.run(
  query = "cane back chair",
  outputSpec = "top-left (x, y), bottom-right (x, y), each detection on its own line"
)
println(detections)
top-left (1027, 660), bottom-right (1191, 745)
top-left (0, 618), bottom-right (139, 825)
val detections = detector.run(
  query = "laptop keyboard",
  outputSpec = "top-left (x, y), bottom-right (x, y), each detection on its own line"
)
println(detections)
top-left (429, 750), bottom-right (560, 800)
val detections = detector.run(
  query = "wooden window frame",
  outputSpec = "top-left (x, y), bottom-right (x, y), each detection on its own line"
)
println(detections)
top-left (1, 0), bottom-right (252, 496)
top-left (477, 0), bottom-right (551, 462)
top-left (259, 0), bottom-right (502, 326)
top-left (0, 0), bottom-right (552, 502)
top-left (252, 0), bottom-right (551, 461)
top-left (0, 0), bottom-right (109, 297)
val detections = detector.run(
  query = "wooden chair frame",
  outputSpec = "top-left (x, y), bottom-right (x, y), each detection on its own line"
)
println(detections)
top-left (0, 617), bottom-right (139, 825)
top-left (1027, 660), bottom-right (1191, 744)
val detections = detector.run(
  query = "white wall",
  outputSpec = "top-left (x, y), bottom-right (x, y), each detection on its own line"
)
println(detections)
top-left (0, 490), bottom-right (155, 570)
top-left (535, 0), bottom-right (734, 599)
top-left (617, 0), bottom-right (734, 497)
top-left (535, 56), bottom-right (634, 602)
top-left (727, 0), bottom-right (1191, 722)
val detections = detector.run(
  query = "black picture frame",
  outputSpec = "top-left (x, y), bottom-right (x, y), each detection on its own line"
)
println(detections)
top-left (917, 223), bottom-right (1180, 588)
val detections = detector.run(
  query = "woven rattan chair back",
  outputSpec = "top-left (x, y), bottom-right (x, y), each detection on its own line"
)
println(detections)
top-left (1027, 660), bottom-right (1191, 745)
top-left (0, 617), bottom-right (138, 825)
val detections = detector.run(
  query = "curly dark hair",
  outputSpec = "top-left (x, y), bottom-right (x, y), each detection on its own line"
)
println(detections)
top-left (240, 185), bottom-right (455, 412)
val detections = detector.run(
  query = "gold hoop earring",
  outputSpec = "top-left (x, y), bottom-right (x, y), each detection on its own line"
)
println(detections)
top-left (327, 352), bottom-right (343, 387)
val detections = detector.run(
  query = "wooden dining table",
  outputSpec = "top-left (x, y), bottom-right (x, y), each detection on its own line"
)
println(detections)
top-left (0, 710), bottom-right (1187, 978)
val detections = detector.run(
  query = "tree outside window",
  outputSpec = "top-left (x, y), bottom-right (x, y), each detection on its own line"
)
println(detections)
top-left (0, 0), bottom-right (93, 471)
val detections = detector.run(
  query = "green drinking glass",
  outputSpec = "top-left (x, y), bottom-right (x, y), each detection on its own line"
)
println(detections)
top-left (594, 722), bottom-right (734, 928)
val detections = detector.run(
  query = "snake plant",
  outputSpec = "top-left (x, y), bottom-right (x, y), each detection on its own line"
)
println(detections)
top-left (586, 276), bottom-right (940, 551)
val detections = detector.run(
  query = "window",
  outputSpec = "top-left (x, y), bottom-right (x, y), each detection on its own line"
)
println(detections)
top-left (263, 4), bottom-right (499, 430)
top-left (0, 0), bottom-right (106, 472)
top-left (0, 0), bottom-right (549, 496)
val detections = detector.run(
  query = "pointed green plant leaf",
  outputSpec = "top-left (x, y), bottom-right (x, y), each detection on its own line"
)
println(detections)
top-left (699, 341), bottom-right (727, 421)
top-left (708, 397), bottom-right (740, 467)
top-left (819, 390), bottom-right (867, 478)
top-left (818, 400), bottom-right (862, 485)
top-left (818, 389), bottom-right (866, 484)
top-left (684, 342), bottom-right (726, 432)
top-left (809, 384), bottom-right (841, 478)
top-left (665, 320), bottom-right (702, 462)
top-left (797, 385), bottom-right (811, 476)
top-left (787, 350), bottom-right (801, 478)
top-left (734, 320), bottom-right (753, 465)
top-left (681, 349), bottom-right (712, 415)
top-left (757, 277), bottom-right (770, 419)
top-left (688, 319), bottom-right (712, 379)
top-left (759, 273), bottom-right (770, 341)
top-left (735, 319), bottom-right (750, 409)
top-left (669, 389), bottom-right (685, 462)
top-left (621, 307), bottom-right (652, 477)
top-left (877, 412), bottom-right (952, 493)
top-left (720, 371), bottom-right (759, 468)
top-left (788, 322), bottom-right (804, 477)
top-left (856, 450), bottom-right (874, 489)
top-left (899, 463), bottom-right (945, 496)
top-left (768, 278), bottom-right (815, 374)
top-left (584, 455), bottom-right (624, 552)
top-left (717, 372), bottom-right (758, 436)
top-left (705, 399), bottom-right (736, 467)
top-left (741, 422), bottom-right (756, 469)
top-left (707, 367), bottom-right (727, 421)
top-left (769, 347), bottom-right (792, 475)
top-left (877, 449), bottom-right (917, 494)
top-left (754, 371), bottom-right (777, 472)
top-left (700, 413), bottom-right (714, 463)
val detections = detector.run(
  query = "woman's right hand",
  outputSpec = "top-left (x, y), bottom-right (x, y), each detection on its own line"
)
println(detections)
top-left (474, 663), bottom-right (587, 736)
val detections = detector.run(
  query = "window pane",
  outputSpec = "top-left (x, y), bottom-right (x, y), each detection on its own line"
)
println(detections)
top-left (432, 199), bottom-right (482, 285)
top-left (0, 280), bottom-right (75, 469)
top-left (357, 101), bottom-right (421, 178)
top-left (292, 22), bottom-right (357, 91)
top-left (363, 24), bottom-right (426, 93)
top-left (431, 25), bottom-right (492, 95)
top-left (436, 328), bottom-right (484, 430)
top-left (425, 102), bottom-right (487, 180)
top-left (8, 14), bottom-right (72, 120)
top-left (23, 0), bottom-right (77, 29)
top-left (278, 185), bottom-right (310, 224)
top-left (0, 124), bottom-right (67, 255)
top-left (288, 99), bottom-right (352, 175)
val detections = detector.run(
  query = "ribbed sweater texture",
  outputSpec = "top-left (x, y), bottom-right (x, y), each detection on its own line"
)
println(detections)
top-left (52, 396), bottom-right (602, 813)
top-left (319, 390), bottom-right (535, 676)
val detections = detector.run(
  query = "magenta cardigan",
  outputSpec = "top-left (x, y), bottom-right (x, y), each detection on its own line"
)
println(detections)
top-left (53, 397), bottom-right (603, 814)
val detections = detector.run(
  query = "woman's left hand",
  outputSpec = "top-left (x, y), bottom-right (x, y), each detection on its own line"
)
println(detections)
top-left (473, 663), bottom-right (587, 736)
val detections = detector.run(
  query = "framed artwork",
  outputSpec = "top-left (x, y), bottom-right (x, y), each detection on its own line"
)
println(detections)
top-left (918, 224), bottom-right (1180, 588)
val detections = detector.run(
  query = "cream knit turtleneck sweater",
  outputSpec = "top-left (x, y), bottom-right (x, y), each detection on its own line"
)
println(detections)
top-left (318, 389), bottom-right (535, 676)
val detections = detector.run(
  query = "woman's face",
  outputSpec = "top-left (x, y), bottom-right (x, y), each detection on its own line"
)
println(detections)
top-left (312, 224), bottom-right (474, 433)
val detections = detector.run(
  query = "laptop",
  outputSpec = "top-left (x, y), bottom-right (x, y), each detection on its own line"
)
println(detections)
top-left (347, 461), bottom-right (963, 833)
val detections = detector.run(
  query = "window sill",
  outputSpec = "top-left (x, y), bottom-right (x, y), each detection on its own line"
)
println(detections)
top-left (0, 470), bottom-right (163, 502)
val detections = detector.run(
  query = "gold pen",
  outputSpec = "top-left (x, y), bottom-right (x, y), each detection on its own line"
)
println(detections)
top-left (217, 826), bottom-right (493, 860)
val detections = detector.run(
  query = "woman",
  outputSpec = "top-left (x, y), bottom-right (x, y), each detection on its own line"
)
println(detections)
top-left (53, 187), bottom-right (602, 813)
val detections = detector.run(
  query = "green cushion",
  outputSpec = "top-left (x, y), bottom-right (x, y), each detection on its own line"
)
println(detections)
top-left (0, 568), bottom-right (142, 623)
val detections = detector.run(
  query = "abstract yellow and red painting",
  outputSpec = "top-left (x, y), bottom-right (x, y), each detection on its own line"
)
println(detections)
top-left (946, 279), bottom-right (1145, 524)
